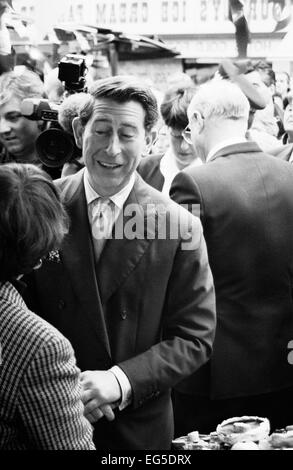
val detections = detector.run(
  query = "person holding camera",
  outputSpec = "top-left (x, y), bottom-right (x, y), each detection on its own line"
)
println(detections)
top-left (0, 69), bottom-right (45, 165)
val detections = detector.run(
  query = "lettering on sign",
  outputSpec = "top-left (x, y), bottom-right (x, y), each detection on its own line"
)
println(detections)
top-left (199, 0), bottom-right (290, 23)
top-left (13, 0), bottom-right (291, 35)
top-left (161, 1), bottom-right (187, 22)
top-left (96, 1), bottom-right (149, 24)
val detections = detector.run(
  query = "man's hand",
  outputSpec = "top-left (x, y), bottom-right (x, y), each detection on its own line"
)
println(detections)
top-left (85, 403), bottom-right (116, 424)
top-left (80, 370), bottom-right (122, 423)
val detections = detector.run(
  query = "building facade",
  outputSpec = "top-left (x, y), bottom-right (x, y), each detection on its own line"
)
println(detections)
top-left (12, 0), bottom-right (293, 73)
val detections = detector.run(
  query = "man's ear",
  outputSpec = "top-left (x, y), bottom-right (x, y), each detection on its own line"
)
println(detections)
top-left (193, 111), bottom-right (205, 134)
top-left (72, 117), bottom-right (84, 149)
top-left (144, 129), bottom-right (158, 155)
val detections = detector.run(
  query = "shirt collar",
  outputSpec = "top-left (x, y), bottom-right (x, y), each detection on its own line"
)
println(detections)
top-left (206, 138), bottom-right (247, 163)
top-left (84, 168), bottom-right (135, 210)
top-left (160, 148), bottom-right (180, 180)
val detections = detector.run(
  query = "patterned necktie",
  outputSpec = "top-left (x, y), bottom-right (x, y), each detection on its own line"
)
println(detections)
top-left (90, 197), bottom-right (115, 261)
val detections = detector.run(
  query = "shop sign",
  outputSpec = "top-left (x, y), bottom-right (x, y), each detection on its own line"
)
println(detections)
top-left (13, 0), bottom-right (293, 36)
top-left (165, 35), bottom-right (283, 58)
top-left (94, 0), bottom-right (292, 35)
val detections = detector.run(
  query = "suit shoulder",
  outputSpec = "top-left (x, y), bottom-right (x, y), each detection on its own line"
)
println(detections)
top-left (136, 179), bottom-right (202, 237)
top-left (54, 169), bottom-right (84, 203)
top-left (138, 153), bottom-right (164, 171)
top-left (55, 169), bottom-right (84, 190)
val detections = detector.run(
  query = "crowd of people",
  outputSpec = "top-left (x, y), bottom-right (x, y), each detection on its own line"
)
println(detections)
top-left (1, 1), bottom-right (293, 452)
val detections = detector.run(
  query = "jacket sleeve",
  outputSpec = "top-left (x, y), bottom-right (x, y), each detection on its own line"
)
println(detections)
top-left (17, 333), bottom-right (95, 450)
top-left (118, 214), bottom-right (216, 409)
top-left (170, 170), bottom-right (205, 221)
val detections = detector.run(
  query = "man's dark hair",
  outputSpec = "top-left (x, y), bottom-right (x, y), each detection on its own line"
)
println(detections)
top-left (79, 75), bottom-right (159, 131)
top-left (0, 163), bottom-right (68, 281)
top-left (160, 85), bottom-right (197, 130)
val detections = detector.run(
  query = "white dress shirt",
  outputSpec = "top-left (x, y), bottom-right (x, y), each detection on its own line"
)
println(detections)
top-left (160, 149), bottom-right (181, 196)
top-left (84, 169), bottom-right (135, 410)
top-left (206, 138), bottom-right (247, 163)
top-left (160, 148), bottom-right (202, 196)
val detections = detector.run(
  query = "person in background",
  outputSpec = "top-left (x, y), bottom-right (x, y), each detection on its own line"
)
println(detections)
top-left (0, 0), bottom-right (12, 74)
top-left (58, 92), bottom-right (87, 177)
top-left (245, 67), bottom-right (281, 151)
top-left (0, 163), bottom-right (95, 450)
top-left (170, 79), bottom-right (293, 436)
top-left (269, 93), bottom-right (293, 162)
top-left (0, 69), bottom-right (63, 179)
top-left (0, 69), bottom-right (45, 165)
top-left (138, 85), bottom-right (201, 194)
top-left (275, 71), bottom-right (291, 107)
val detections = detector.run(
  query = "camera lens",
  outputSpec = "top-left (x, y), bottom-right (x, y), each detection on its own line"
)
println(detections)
top-left (36, 128), bottom-right (75, 167)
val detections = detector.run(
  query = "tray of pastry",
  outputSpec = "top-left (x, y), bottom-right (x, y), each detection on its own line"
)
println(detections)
top-left (172, 416), bottom-right (293, 450)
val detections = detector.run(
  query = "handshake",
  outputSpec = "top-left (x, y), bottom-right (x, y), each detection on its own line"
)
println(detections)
top-left (80, 369), bottom-right (123, 424)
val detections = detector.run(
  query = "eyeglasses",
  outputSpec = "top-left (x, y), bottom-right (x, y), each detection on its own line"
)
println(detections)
top-left (182, 111), bottom-right (205, 145)
top-left (182, 126), bottom-right (192, 145)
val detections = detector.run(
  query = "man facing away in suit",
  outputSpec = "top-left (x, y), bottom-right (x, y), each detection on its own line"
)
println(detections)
top-left (170, 79), bottom-right (293, 436)
top-left (24, 76), bottom-right (216, 450)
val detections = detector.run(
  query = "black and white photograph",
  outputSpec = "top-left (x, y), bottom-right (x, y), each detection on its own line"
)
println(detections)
top-left (1, 0), bottom-right (293, 458)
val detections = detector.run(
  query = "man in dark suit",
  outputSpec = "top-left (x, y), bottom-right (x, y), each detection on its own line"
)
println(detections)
top-left (25, 76), bottom-right (216, 450)
top-left (170, 79), bottom-right (293, 435)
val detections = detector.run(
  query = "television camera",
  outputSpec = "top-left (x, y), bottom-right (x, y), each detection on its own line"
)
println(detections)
top-left (20, 54), bottom-right (87, 168)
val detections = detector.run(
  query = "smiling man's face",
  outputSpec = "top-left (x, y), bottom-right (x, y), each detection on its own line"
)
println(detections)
top-left (74, 98), bottom-right (149, 196)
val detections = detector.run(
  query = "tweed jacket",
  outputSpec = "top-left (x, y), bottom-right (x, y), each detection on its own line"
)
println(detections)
top-left (0, 281), bottom-right (95, 450)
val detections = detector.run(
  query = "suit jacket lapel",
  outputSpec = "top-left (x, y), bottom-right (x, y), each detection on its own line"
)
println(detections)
top-left (60, 172), bottom-right (112, 359)
top-left (96, 175), bottom-right (157, 304)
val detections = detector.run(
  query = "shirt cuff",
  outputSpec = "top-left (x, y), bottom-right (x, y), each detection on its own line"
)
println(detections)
top-left (109, 365), bottom-right (132, 411)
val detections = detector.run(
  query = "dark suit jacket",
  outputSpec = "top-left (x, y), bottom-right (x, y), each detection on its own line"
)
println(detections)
top-left (137, 153), bottom-right (164, 191)
top-left (24, 170), bottom-right (216, 450)
top-left (171, 141), bottom-right (293, 400)
top-left (0, 282), bottom-right (94, 450)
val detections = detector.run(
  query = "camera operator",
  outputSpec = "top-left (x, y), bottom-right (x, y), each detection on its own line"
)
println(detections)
top-left (18, 54), bottom-right (89, 177)
top-left (58, 92), bottom-right (87, 177)
top-left (0, 69), bottom-right (46, 165)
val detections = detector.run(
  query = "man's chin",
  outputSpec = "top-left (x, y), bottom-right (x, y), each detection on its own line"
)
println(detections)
top-left (4, 144), bottom-right (25, 158)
